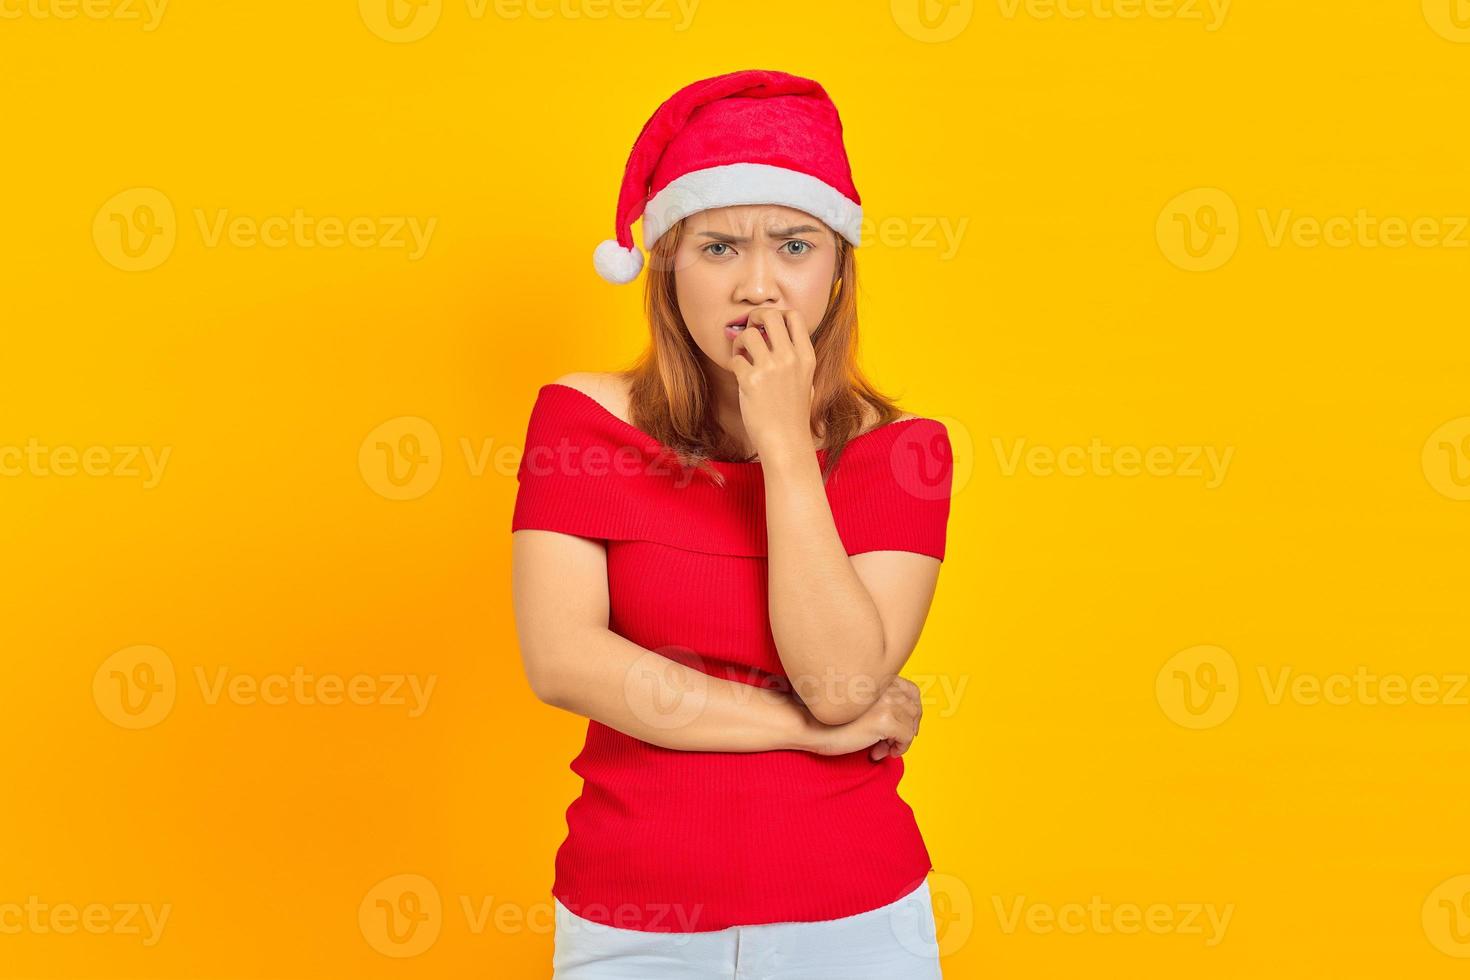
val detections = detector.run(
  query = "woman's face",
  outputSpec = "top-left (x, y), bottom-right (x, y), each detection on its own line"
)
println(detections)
top-left (671, 204), bottom-right (839, 369)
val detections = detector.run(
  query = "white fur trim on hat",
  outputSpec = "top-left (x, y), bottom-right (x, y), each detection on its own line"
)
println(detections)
top-left (639, 163), bottom-right (863, 250)
top-left (593, 239), bottom-right (645, 284)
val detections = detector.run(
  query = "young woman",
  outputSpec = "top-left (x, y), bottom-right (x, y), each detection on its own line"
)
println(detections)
top-left (511, 69), bottom-right (954, 979)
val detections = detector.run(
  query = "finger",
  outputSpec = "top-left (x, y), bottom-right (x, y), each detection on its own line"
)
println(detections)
top-left (869, 741), bottom-right (890, 762)
top-left (743, 310), bottom-right (782, 358)
top-left (779, 308), bottom-right (812, 362)
top-left (729, 350), bottom-right (753, 382)
top-left (788, 307), bottom-right (816, 359)
top-left (745, 308), bottom-right (782, 341)
top-left (732, 323), bottom-right (770, 367)
top-left (752, 308), bottom-right (793, 358)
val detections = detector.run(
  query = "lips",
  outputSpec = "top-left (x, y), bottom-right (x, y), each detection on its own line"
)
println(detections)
top-left (724, 317), bottom-right (767, 347)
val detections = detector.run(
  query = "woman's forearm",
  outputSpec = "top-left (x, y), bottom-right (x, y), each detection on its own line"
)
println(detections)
top-left (761, 448), bottom-right (890, 725)
top-left (533, 625), bottom-right (823, 753)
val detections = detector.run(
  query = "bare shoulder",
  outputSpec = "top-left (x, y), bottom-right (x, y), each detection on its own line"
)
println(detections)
top-left (551, 371), bottom-right (633, 423)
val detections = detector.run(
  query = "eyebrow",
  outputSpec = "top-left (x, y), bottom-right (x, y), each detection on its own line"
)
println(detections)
top-left (694, 225), bottom-right (823, 244)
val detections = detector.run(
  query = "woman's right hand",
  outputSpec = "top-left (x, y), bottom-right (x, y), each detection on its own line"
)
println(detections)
top-left (804, 675), bottom-right (923, 761)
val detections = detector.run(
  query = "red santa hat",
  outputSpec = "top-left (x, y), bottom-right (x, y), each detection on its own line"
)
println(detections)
top-left (592, 69), bottom-right (863, 284)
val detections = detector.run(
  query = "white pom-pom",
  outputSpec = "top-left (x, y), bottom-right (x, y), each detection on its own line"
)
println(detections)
top-left (593, 239), bottom-right (644, 284)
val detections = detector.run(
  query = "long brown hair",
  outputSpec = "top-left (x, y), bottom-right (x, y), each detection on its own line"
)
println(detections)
top-left (612, 215), bottom-right (905, 487)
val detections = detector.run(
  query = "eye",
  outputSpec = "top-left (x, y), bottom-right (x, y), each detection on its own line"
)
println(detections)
top-left (702, 242), bottom-right (734, 257)
top-left (782, 240), bottom-right (814, 255)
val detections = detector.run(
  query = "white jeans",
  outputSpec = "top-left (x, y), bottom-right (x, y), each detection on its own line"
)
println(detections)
top-left (552, 879), bottom-right (943, 979)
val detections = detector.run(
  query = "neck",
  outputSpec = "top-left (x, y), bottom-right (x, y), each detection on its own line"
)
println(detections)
top-left (702, 365), bottom-right (755, 456)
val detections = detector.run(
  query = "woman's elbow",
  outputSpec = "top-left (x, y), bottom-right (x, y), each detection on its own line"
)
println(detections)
top-left (519, 643), bottom-right (568, 707)
top-left (525, 666), bottom-right (564, 707)
top-left (804, 696), bottom-right (866, 727)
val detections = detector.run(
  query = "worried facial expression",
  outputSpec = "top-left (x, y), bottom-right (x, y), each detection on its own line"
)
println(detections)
top-left (671, 204), bottom-right (839, 369)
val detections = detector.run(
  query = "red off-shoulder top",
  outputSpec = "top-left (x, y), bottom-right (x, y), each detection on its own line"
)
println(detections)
top-left (511, 382), bottom-right (954, 932)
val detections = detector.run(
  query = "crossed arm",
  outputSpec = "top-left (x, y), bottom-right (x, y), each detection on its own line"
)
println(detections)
top-left (511, 516), bottom-right (939, 752)
top-left (761, 449), bottom-right (942, 725)
top-left (512, 528), bottom-right (823, 752)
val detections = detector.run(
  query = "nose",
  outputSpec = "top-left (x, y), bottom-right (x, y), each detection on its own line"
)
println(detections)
top-left (732, 246), bottom-right (779, 305)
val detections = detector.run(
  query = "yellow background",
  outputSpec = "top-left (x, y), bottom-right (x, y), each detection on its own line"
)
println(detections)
top-left (3, 0), bottom-right (1470, 976)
